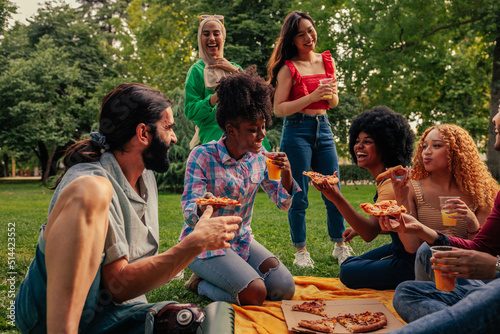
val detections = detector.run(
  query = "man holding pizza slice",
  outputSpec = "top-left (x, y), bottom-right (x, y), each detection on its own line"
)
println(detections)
top-left (383, 103), bottom-right (500, 334)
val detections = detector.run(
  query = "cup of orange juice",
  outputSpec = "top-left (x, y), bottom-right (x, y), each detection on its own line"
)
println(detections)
top-left (319, 78), bottom-right (334, 99)
top-left (439, 196), bottom-right (460, 226)
top-left (430, 246), bottom-right (458, 291)
top-left (266, 158), bottom-right (281, 180)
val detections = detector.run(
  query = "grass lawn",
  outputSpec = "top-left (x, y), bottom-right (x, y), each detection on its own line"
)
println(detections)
top-left (0, 179), bottom-right (389, 332)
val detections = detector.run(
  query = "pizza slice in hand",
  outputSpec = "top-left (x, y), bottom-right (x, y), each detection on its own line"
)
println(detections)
top-left (291, 299), bottom-right (328, 317)
top-left (303, 171), bottom-right (340, 186)
top-left (195, 196), bottom-right (241, 207)
top-left (360, 200), bottom-right (407, 217)
top-left (375, 165), bottom-right (405, 182)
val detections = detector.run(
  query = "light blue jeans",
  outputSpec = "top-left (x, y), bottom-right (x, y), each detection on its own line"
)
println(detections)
top-left (189, 240), bottom-right (295, 305)
top-left (280, 113), bottom-right (345, 247)
top-left (15, 233), bottom-right (176, 333)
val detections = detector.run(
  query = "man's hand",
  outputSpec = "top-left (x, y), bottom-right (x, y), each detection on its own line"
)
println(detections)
top-left (342, 228), bottom-right (358, 243)
top-left (192, 206), bottom-right (241, 250)
top-left (378, 213), bottom-right (423, 234)
top-left (432, 249), bottom-right (497, 280)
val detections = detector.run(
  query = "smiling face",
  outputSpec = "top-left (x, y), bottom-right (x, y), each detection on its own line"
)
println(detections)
top-left (421, 128), bottom-right (448, 172)
top-left (353, 132), bottom-right (382, 171)
top-left (293, 18), bottom-right (317, 52)
top-left (226, 117), bottom-right (266, 159)
top-left (200, 21), bottom-right (224, 58)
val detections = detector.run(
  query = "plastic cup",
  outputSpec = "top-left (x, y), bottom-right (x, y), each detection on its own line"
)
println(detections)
top-left (439, 196), bottom-right (460, 226)
top-left (430, 246), bottom-right (457, 291)
top-left (319, 78), bottom-right (334, 99)
top-left (266, 158), bottom-right (281, 180)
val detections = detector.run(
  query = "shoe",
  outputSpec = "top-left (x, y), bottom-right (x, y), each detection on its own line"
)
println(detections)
top-left (293, 250), bottom-right (315, 269)
top-left (333, 244), bottom-right (354, 265)
top-left (184, 273), bottom-right (203, 293)
top-left (172, 269), bottom-right (184, 281)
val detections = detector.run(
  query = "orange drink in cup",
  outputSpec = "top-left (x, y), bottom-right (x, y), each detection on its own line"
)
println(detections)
top-left (319, 78), bottom-right (334, 99)
top-left (266, 158), bottom-right (281, 180)
top-left (430, 246), bottom-right (457, 291)
top-left (439, 196), bottom-right (460, 226)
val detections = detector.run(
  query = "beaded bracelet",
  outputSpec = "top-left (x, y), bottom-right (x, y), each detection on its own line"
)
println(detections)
top-left (467, 226), bottom-right (481, 236)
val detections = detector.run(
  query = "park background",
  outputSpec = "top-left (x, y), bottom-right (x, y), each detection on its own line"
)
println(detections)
top-left (0, 0), bottom-right (499, 332)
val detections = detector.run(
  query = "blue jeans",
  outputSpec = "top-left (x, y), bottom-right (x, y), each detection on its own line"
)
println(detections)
top-left (15, 235), bottom-right (176, 333)
top-left (339, 232), bottom-right (415, 290)
top-left (189, 240), bottom-right (295, 305)
top-left (390, 279), bottom-right (500, 333)
top-left (280, 113), bottom-right (345, 247)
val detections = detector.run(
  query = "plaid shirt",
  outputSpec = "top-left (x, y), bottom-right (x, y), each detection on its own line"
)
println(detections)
top-left (179, 137), bottom-right (300, 260)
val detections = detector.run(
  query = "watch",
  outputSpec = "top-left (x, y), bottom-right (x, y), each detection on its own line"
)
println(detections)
top-left (496, 255), bottom-right (500, 272)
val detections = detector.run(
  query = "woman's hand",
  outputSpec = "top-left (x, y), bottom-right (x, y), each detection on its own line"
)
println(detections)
top-left (342, 228), bottom-right (358, 243)
top-left (264, 152), bottom-right (294, 194)
top-left (211, 57), bottom-right (239, 73)
top-left (390, 166), bottom-right (411, 205)
top-left (378, 213), bottom-right (424, 234)
top-left (311, 177), bottom-right (342, 203)
top-left (442, 198), bottom-right (477, 225)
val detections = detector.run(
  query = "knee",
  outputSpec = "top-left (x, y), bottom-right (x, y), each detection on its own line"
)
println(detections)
top-left (238, 279), bottom-right (266, 306)
top-left (262, 261), bottom-right (295, 301)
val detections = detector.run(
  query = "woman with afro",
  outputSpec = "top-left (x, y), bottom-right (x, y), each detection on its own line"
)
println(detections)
top-left (313, 106), bottom-right (417, 289)
top-left (179, 66), bottom-right (299, 306)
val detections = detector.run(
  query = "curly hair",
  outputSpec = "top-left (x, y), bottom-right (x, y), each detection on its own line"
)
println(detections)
top-left (348, 106), bottom-right (415, 168)
top-left (412, 124), bottom-right (499, 212)
top-left (215, 65), bottom-right (274, 131)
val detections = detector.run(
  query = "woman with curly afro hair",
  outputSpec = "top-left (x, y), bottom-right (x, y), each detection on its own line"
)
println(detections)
top-left (313, 105), bottom-right (417, 289)
top-left (388, 124), bottom-right (500, 281)
top-left (179, 66), bottom-right (300, 306)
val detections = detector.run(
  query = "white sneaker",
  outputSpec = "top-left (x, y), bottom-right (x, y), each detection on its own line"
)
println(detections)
top-left (333, 244), bottom-right (354, 264)
top-left (293, 250), bottom-right (315, 269)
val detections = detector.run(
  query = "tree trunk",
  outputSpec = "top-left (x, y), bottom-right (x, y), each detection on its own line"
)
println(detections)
top-left (487, 36), bottom-right (500, 180)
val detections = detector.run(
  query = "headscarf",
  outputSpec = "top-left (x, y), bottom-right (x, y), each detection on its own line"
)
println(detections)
top-left (198, 18), bottom-right (231, 90)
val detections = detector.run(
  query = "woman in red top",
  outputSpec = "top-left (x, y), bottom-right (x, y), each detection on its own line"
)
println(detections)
top-left (267, 11), bottom-right (351, 268)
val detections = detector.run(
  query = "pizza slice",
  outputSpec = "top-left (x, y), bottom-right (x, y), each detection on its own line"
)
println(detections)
top-left (291, 299), bottom-right (328, 317)
top-left (303, 171), bottom-right (340, 185)
top-left (375, 165), bottom-right (405, 182)
top-left (337, 311), bottom-right (387, 333)
top-left (296, 317), bottom-right (337, 333)
top-left (195, 196), bottom-right (241, 207)
top-left (360, 200), bottom-right (407, 217)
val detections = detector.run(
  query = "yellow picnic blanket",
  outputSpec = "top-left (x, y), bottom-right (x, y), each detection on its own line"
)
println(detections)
top-left (234, 276), bottom-right (402, 334)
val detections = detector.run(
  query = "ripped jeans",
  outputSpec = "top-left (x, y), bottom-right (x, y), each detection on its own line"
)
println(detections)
top-left (189, 239), bottom-right (295, 305)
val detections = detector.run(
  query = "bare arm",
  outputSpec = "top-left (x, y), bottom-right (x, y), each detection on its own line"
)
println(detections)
top-left (273, 65), bottom-right (331, 117)
top-left (101, 207), bottom-right (241, 303)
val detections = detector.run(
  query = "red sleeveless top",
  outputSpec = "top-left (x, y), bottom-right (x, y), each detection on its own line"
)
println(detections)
top-left (285, 50), bottom-right (335, 110)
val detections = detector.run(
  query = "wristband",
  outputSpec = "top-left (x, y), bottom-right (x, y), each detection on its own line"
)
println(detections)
top-left (467, 226), bottom-right (481, 236)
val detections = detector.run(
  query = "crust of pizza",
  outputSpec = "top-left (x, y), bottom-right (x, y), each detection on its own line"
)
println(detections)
top-left (297, 317), bottom-right (337, 333)
top-left (195, 197), bottom-right (241, 207)
top-left (303, 171), bottom-right (340, 185)
top-left (337, 312), bottom-right (387, 333)
top-left (291, 299), bottom-right (328, 317)
top-left (360, 200), bottom-right (407, 216)
top-left (375, 165), bottom-right (405, 182)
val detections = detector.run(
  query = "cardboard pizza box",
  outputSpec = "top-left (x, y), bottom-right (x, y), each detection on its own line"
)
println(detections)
top-left (282, 299), bottom-right (405, 333)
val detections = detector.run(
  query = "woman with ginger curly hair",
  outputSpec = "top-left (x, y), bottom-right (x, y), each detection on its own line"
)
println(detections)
top-left (394, 124), bottom-right (499, 260)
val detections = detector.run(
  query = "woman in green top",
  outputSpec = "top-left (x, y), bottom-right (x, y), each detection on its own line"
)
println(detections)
top-left (184, 15), bottom-right (270, 149)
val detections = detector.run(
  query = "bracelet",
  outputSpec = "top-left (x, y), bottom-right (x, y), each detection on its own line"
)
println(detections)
top-left (467, 226), bottom-right (481, 235)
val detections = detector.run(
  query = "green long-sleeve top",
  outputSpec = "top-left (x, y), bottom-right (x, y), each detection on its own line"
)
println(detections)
top-left (184, 59), bottom-right (271, 150)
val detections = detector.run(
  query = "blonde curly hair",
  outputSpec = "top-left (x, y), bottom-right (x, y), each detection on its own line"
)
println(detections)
top-left (412, 124), bottom-right (499, 212)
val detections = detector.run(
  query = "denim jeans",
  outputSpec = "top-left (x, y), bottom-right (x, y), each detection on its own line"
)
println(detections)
top-left (280, 113), bottom-right (345, 247)
top-left (15, 234), bottom-right (175, 334)
top-left (189, 239), bottom-right (295, 305)
top-left (390, 279), bottom-right (500, 333)
top-left (339, 232), bottom-right (415, 290)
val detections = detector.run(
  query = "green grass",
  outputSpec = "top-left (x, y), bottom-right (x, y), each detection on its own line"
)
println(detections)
top-left (0, 180), bottom-right (390, 332)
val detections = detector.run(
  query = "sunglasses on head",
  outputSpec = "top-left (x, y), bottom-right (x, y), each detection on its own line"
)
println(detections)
top-left (199, 14), bottom-right (224, 25)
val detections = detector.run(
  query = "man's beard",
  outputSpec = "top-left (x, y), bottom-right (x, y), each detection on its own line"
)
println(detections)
top-left (142, 132), bottom-right (173, 173)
